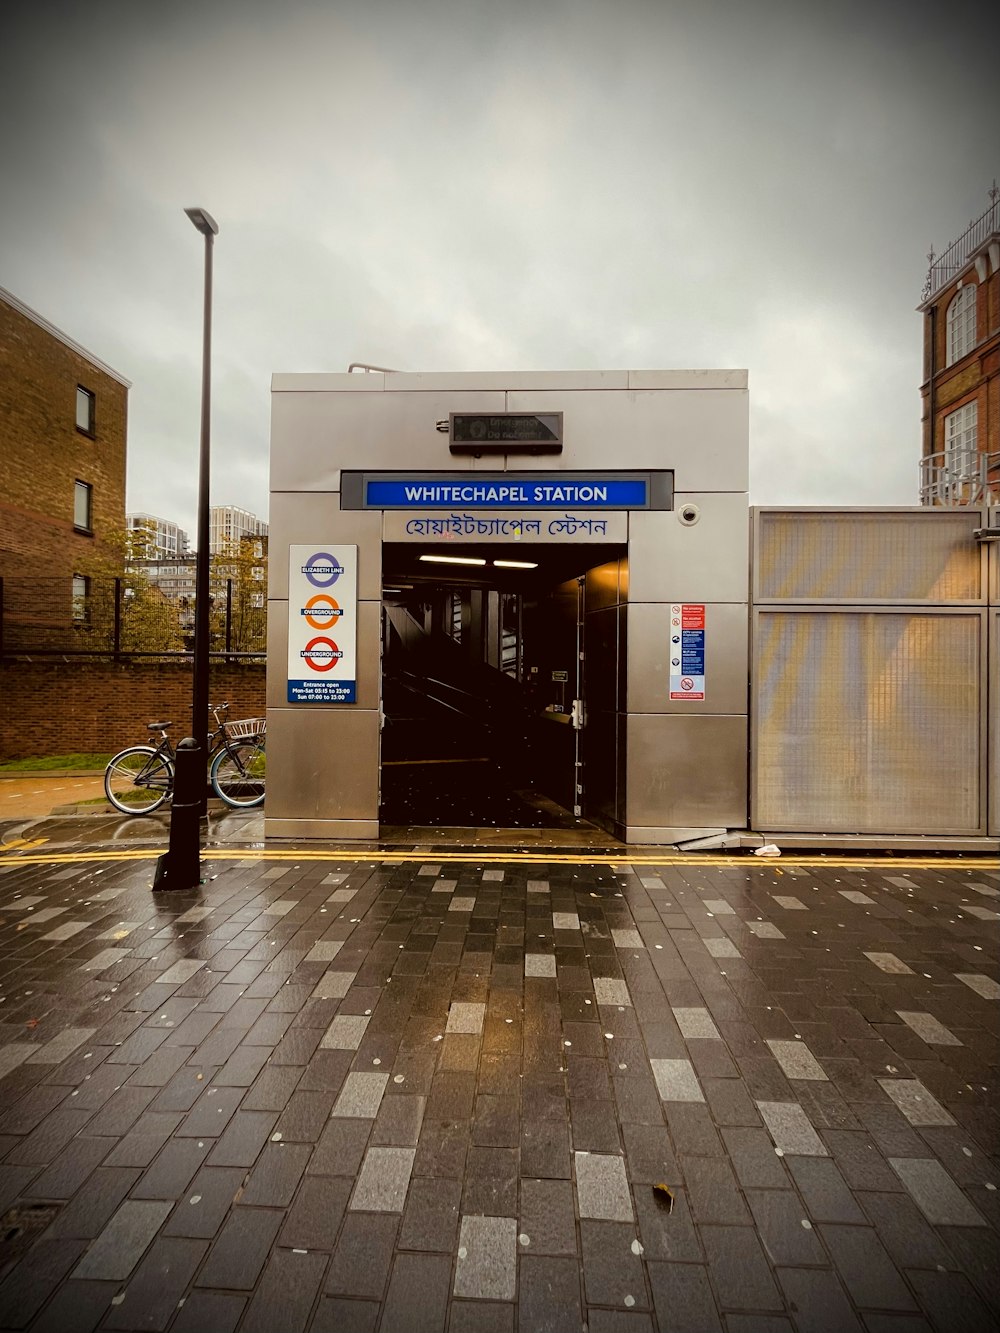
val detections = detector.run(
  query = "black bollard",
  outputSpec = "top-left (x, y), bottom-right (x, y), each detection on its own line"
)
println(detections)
top-left (153, 738), bottom-right (204, 891)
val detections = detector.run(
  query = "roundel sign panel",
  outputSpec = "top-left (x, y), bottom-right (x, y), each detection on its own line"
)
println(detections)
top-left (287, 544), bottom-right (357, 703)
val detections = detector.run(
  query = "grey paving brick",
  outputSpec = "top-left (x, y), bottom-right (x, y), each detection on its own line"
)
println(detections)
top-left (889, 1158), bottom-right (987, 1226)
top-left (673, 1007), bottom-right (721, 1039)
top-left (594, 977), bottom-right (632, 1006)
top-left (574, 1151), bottom-right (634, 1221)
top-left (756, 1101), bottom-right (828, 1156)
top-left (350, 1145), bottom-right (416, 1211)
top-left (552, 911), bottom-right (580, 931)
top-left (864, 952), bottom-right (914, 974)
top-left (650, 1058), bottom-right (704, 1102)
top-left (313, 969), bottom-right (356, 999)
top-left (745, 921), bottom-right (784, 938)
top-left (613, 928), bottom-right (645, 948)
top-left (331, 1071), bottom-right (389, 1118)
top-left (955, 972), bottom-right (1000, 999)
top-left (305, 940), bottom-right (344, 962)
top-left (320, 1013), bottom-right (370, 1049)
top-left (895, 1011), bottom-right (962, 1046)
top-left (704, 937), bottom-right (741, 958)
top-left (525, 953), bottom-right (557, 977)
top-left (447, 1002), bottom-right (487, 1034)
top-left (877, 1079), bottom-right (955, 1127)
top-left (72, 1199), bottom-right (172, 1280)
top-left (454, 1213), bottom-right (518, 1300)
top-left (765, 1039), bottom-right (828, 1081)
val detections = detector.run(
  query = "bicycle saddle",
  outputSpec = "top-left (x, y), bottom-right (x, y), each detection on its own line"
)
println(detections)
top-left (147, 721), bottom-right (172, 731)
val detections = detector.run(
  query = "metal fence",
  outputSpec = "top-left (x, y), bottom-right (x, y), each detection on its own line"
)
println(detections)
top-left (0, 576), bottom-right (266, 659)
top-left (922, 194), bottom-right (1000, 300)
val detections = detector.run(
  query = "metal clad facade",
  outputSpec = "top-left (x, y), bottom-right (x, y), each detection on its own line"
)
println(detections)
top-left (752, 508), bottom-right (992, 837)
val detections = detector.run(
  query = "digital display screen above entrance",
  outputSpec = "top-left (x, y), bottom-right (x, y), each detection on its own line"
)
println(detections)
top-left (342, 471), bottom-right (673, 511)
top-left (449, 412), bottom-right (562, 455)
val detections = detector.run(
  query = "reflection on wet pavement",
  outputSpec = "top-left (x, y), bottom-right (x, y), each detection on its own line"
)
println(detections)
top-left (0, 843), bottom-right (996, 1331)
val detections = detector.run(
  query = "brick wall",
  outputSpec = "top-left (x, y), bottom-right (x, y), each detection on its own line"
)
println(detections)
top-left (0, 661), bottom-right (265, 762)
top-left (0, 294), bottom-right (128, 583)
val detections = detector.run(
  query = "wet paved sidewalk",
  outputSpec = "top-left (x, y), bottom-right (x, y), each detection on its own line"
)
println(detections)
top-left (0, 848), bottom-right (997, 1333)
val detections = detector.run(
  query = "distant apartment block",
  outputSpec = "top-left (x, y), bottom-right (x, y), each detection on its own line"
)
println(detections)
top-left (919, 190), bottom-right (1000, 505)
top-left (0, 286), bottom-right (129, 585)
top-left (209, 505), bottom-right (268, 554)
top-left (127, 512), bottom-right (190, 558)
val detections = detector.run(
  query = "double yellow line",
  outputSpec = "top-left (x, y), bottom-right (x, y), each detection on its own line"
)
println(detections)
top-left (0, 845), bottom-right (989, 871)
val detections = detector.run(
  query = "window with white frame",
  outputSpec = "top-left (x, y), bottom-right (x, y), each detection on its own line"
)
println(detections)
top-left (943, 401), bottom-right (978, 479)
top-left (946, 284), bottom-right (977, 365)
top-left (73, 480), bottom-right (93, 531)
top-left (76, 386), bottom-right (95, 434)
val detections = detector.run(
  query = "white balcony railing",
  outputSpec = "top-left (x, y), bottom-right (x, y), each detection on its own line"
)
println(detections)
top-left (919, 448), bottom-right (1000, 507)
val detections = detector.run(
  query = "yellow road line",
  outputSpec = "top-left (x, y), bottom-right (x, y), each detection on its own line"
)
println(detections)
top-left (0, 847), bottom-right (992, 871)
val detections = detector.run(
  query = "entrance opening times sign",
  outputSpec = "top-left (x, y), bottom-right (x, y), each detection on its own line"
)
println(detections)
top-left (669, 603), bottom-right (706, 701)
top-left (287, 545), bottom-right (358, 704)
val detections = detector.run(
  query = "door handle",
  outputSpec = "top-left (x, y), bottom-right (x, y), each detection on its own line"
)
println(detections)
top-left (571, 699), bottom-right (584, 730)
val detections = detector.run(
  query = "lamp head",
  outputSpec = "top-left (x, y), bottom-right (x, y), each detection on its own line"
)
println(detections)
top-left (184, 207), bottom-right (219, 236)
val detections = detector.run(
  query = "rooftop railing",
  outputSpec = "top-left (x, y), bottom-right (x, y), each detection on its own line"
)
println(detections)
top-left (922, 195), bottom-right (1000, 302)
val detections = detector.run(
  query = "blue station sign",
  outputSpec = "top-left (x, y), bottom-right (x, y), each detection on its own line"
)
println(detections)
top-left (341, 471), bottom-right (672, 511)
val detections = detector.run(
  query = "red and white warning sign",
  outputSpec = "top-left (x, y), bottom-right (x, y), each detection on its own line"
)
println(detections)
top-left (669, 603), bottom-right (706, 700)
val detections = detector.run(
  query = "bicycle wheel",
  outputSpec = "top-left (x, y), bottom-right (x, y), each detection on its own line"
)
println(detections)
top-left (104, 746), bottom-right (174, 814)
top-left (211, 738), bottom-right (266, 808)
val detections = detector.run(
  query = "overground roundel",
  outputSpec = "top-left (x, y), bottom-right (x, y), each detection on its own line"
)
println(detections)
top-left (301, 636), bottom-right (343, 672)
top-left (303, 593), bottom-right (343, 630)
top-left (302, 551), bottom-right (343, 588)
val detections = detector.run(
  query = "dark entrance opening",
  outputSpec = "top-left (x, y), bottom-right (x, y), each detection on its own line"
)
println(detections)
top-left (380, 543), bottom-right (627, 835)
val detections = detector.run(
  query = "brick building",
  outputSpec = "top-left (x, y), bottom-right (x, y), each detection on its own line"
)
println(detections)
top-left (919, 191), bottom-right (1000, 505)
top-left (0, 287), bottom-right (130, 586)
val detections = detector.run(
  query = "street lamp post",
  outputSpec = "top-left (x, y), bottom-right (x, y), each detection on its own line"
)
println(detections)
top-left (153, 207), bottom-right (218, 892)
top-left (185, 206), bottom-right (218, 815)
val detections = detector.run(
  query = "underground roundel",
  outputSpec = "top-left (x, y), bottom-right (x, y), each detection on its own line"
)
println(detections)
top-left (288, 544), bottom-right (358, 703)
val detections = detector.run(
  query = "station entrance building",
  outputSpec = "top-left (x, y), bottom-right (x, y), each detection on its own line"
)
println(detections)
top-left (267, 371), bottom-right (749, 843)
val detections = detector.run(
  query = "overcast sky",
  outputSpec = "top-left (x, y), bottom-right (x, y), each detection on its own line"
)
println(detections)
top-left (2, 0), bottom-right (995, 537)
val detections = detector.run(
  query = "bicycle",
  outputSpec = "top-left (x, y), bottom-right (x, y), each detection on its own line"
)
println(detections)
top-left (103, 703), bottom-right (266, 814)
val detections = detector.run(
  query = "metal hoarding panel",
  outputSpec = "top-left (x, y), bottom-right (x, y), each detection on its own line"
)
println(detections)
top-left (752, 609), bottom-right (984, 834)
top-left (753, 509), bottom-right (984, 604)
